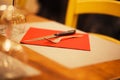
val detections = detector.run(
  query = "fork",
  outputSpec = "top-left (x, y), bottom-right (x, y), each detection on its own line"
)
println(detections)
top-left (45, 35), bottom-right (83, 43)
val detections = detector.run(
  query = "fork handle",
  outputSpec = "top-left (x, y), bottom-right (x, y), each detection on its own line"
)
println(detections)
top-left (54, 30), bottom-right (76, 37)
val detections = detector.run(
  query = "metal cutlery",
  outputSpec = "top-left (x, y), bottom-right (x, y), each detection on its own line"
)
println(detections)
top-left (45, 35), bottom-right (83, 43)
top-left (25, 30), bottom-right (76, 42)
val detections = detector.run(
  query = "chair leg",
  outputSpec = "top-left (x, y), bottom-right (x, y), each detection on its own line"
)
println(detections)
top-left (65, 0), bottom-right (77, 28)
top-left (72, 15), bottom-right (79, 28)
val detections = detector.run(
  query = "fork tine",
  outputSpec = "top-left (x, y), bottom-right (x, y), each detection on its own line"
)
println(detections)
top-left (46, 35), bottom-right (84, 43)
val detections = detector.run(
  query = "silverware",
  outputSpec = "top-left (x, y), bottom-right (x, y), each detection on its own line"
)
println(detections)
top-left (25, 30), bottom-right (76, 42)
top-left (45, 35), bottom-right (83, 43)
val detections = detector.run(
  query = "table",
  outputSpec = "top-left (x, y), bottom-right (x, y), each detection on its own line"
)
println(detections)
top-left (9, 14), bottom-right (120, 80)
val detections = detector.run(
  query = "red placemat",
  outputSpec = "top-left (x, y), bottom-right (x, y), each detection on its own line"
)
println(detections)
top-left (21, 27), bottom-right (90, 51)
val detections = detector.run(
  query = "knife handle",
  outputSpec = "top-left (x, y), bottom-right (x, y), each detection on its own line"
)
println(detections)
top-left (55, 30), bottom-right (76, 37)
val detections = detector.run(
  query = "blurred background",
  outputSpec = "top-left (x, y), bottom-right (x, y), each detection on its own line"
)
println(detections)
top-left (1, 0), bottom-right (120, 40)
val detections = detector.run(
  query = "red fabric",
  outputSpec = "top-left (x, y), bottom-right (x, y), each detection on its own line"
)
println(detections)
top-left (21, 27), bottom-right (90, 51)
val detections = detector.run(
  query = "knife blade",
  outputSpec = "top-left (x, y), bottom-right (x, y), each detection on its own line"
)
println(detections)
top-left (25, 30), bottom-right (76, 42)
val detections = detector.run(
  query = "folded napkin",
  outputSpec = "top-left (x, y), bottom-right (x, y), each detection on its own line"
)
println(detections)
top-left (21, 27), bottom-right (90, 51)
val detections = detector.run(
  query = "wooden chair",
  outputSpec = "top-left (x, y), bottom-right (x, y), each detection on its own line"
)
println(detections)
top-left (65, 0), bottom-right (120, 44)
top-left (14, 0), bottom-right (27, 9)
top-left (65, 0), bottom-right (120, 28)
top-left (14, 0), bottom-right (39, 14)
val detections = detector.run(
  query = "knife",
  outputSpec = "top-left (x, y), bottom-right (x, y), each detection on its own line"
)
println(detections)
top-left (25, 30), bottom-right (76, 42)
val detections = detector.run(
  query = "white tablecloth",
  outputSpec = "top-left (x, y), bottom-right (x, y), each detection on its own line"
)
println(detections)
top-left (18, 21), bottom-right (120, 68)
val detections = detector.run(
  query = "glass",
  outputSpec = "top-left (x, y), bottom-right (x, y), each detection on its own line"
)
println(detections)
top-left (0, 5), bottom-right (7, 36)
top-left (0, 52), bottom-right (26, 80)
top-left (1, 5), bottom-right (26, 42)
top-left (0, 34), bottom-right (28, 79)
top-left (0, 0), bottom-right (13, 35)
top-left (0, 1), bottom-right (28, 79)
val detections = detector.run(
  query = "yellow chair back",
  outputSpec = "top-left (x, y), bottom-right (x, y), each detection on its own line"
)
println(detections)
top-left (65, 0), bottom-right (120, 28)
top-left (65, 0), bottom-right (120, 44)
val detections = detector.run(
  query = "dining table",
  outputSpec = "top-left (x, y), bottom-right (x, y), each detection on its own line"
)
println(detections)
top-left (1, 14), bottom-right (120, 80)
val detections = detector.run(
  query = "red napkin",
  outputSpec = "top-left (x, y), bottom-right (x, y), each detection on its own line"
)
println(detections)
top-left (21, 27), bottom-right (90, 51)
